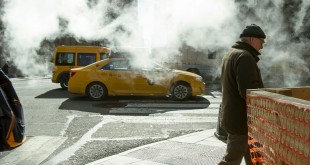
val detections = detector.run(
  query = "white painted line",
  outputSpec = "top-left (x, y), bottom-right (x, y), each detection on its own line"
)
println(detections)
top-left (91, 136), bottom-right (167, 141)
top-left (106, 115), bottom-right (218, 123)
top-left (165, 109), bottom-right (218, 114)
top-left (60, 115), bottom-right (76, 136)
top-left (0, 136), bottom-right (67, 165)
top-left (43, 117), bottom-right (116, 165)
top-left (209, 103), bottom-right (221, 108)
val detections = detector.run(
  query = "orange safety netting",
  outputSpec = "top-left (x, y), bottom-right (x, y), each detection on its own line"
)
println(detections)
top-left (248, 136), bottom-right (264, 164)
top-left (247, 94), bottom-right (310, 165)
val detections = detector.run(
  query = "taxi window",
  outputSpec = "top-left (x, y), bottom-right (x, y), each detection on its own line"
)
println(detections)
top-left (77, 53), bottom-right (96, 66)
top-left (101, 60), bottom-right (131, 71)
top-left (56, 53), bottom-right (75, 66)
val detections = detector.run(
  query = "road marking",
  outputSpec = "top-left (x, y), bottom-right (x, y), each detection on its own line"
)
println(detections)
top-left (43, 117), bottom-right (116, 165)
top-left (91, 136), bottom-right (167, 141)
top-left (109, 108), bottom-right (219, 114)
top-left (60, 115), bottom-right (76, 136)
top-left (0, 136), bottom-right (67, 165)
top-left (106, 115), bottom-right (218, 123)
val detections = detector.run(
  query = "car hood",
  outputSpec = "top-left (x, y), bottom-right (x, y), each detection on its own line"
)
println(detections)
top-left (172, 69), bottom-right (201, 77)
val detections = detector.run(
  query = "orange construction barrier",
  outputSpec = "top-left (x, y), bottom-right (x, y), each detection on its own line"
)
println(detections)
top-left (247, 88), bottom-right (310, 165)
top-left (248, 136), bottom-right (264, 164)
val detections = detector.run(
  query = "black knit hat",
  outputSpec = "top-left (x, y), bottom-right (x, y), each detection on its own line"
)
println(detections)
top-left (240, 24), bottom-right (266, 38)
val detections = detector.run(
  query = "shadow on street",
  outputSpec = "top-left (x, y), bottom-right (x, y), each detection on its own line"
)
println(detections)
top-left (35, 89), bottom-right (211, 115)
top-left (60, 96), bottom-right (210, 115)
top-left (35, 88), bottom-right (73, 98)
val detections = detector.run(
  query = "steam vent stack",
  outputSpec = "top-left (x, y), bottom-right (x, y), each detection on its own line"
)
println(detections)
top-left (246, 86), bottom-right (310, 165)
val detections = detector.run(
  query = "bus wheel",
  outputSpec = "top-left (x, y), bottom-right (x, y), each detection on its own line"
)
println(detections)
top-left (60, 74), bottom-right (69, 90)
top-left (86, 82), bottom-right (108, 101)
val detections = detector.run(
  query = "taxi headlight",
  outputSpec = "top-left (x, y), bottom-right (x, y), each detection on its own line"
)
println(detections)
top-left (195, 76), bottom-right (203, 82)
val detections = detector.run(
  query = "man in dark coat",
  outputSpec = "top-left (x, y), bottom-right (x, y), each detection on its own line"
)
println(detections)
top-left (219, 24), bottom-right (265, 165)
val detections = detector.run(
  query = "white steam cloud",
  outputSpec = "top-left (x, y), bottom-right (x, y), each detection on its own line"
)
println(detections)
top-left (1, 0), bottom-right (309, 87)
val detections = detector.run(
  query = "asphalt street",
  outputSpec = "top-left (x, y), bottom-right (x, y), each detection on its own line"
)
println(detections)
top-left (0, 77), bottom-right (222, 165)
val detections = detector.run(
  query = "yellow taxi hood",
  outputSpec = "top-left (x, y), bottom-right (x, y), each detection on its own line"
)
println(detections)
top-left (172, 69), bottom-right (201, 77)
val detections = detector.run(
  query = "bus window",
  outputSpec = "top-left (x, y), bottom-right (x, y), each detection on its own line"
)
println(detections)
top-left (56, 53), bottom-right (75, 66)
top-left (100, 53), bottom-right (109, 60)
top-left (77, 53), bottom-right (96, 66)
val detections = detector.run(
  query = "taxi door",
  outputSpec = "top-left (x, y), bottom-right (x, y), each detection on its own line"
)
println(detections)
top-left (99, 59), bottom-right (133, 94)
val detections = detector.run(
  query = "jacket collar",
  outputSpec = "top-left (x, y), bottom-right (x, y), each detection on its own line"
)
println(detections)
top-left (232, 41), bottom-right (261, 62)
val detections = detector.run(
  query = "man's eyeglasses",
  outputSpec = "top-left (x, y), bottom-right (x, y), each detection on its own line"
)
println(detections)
top-left (258, 38), bottom-right (265, 44)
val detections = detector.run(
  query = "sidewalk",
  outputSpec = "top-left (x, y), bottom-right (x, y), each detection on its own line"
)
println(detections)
top-left (88, 129), bottom-right (246, 165)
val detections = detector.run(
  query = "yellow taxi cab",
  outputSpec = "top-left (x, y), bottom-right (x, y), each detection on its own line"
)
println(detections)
top-left (51, 45), bottom-right (110, 89)
top-left (68, 56), bottom-right (206, 101)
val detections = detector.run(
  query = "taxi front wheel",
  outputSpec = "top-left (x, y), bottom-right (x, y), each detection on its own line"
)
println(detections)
top-left (170, 82), bottom-right (191, 101)
top-left (86, 82), bottom-right (108, 101)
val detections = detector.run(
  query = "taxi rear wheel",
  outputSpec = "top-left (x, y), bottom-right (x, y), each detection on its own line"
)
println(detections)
top-left (170, 82), bottom-right (191, 101)
top-left (86, 82), bottom-right (108, 101)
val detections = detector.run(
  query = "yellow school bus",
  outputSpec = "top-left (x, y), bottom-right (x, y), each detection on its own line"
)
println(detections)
top-left (51, 45), bottom-right (111, 89)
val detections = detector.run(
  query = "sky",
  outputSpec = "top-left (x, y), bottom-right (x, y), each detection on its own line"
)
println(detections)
top-left (1, 0), bottom-right (309, 87)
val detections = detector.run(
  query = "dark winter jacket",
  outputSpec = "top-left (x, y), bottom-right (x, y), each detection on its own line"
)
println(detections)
top-left (221, 41), bottom-right (264, 135)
